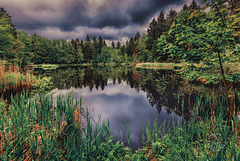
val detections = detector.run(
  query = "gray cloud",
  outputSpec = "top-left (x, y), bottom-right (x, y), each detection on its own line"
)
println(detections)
top-left (0, 0), bottom-right (201, 41)
top-left (126, 0), bottom-right (184, 24)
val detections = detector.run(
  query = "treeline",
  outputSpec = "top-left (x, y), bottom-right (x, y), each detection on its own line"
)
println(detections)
top-left (132, 0), bottom-right (240, 63)
top-left (0, 7), bottom-right (132, 65)
top-left (1, 7), bottom-right (84, 65)
top-left (0, 0), bottom-right (239, 66)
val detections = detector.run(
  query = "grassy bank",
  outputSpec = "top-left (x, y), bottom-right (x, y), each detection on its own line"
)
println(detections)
top-left (141, 90), bottom-right (240, 160)
top-left (28, 63), bottom-right (92, 70)
top-left (0, 61), bottom-right (35, 91)
top-left (135, 61), bottom-right (240, 84)
top-left (0, 90), bottom-right (239, 160)
top-left (135, 63), bottom-right (182, 70)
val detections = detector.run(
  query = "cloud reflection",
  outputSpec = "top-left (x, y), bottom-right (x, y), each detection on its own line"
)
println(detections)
top-left (50, 80), bottom-right (181, 150)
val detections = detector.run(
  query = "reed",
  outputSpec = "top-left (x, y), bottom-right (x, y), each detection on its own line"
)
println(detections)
top-left (0, 61), bottom-right (35, 97)
top-left (0, 93), bottom-right (131, 160)
top-left (140, 90), bottom-right (240, 160)
top-left (0, 88), bottom-right (240, 160)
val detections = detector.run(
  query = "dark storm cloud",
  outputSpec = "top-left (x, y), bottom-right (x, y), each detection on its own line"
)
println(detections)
top-left (55, 0), bottom-right (186, 30)
top-left (1, 0), bottom-right (186, 31)
top-left (55, 2), bottom-right (88, 31)
top-left (0, 0), bottom-right (199, 41)
top-left (126, 0), bottom-right (185, 24)
top-left (92, 8), bottom-right (130, 29)
top-left (56, 3), bottom-right (130, 31)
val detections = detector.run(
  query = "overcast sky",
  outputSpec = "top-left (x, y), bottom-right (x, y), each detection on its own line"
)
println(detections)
top-left (0, 0), bottom-right (202, 43)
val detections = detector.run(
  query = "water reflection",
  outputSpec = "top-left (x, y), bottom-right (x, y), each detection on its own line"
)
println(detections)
top-left (50, 79), bottom-right (181, 150)
top-left (36, 66), bottom-right (197, 149)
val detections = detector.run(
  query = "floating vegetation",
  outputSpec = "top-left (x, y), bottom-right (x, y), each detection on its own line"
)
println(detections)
top-left (135, 63), bottom-right (182, 70)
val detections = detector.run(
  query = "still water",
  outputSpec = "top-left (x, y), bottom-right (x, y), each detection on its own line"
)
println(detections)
top-left (36, 66), bottom-right (193, 150)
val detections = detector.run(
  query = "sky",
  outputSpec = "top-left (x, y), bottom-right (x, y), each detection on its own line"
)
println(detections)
top-left (0, 0), bottom-right (202, 44)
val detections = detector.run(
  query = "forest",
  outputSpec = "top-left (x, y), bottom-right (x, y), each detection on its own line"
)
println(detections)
top-left (1, 2), bottom-right (239, 61)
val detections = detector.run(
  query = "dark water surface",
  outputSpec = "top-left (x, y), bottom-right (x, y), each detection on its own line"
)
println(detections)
top-left (36, 66), bottom-right (197, 150)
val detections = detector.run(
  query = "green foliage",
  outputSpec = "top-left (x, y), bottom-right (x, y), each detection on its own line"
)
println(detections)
top-left (32, 77), bottom-right (53, 94)
top-left (97, 46), bottom-right (111, 64)
top-left (0, 94), bottom-right (132, 160)
top-left (0, 18), bottom-right (15, 59)
top-left (142, 91), bottom-right (240, 160)
top-left (0, 61), bottom-right (35, 89)
top-left (157, 35), bottom-right (183, 62)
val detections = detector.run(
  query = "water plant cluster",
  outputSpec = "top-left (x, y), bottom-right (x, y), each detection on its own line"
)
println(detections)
top-left (0, 61), bottom-right (35, 98)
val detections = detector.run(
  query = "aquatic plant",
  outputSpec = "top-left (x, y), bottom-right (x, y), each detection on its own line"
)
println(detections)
top-left (140, 90), bottom-right (240, 160)
top-left (0, 88), bottom-right (240, 160)
top-left (0, 60), bottom-right (35, 99)
top-left (0, 93), bottom-right (130, 160)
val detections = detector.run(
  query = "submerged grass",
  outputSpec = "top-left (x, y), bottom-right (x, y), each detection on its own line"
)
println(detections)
top-left (0, 89), bottom-right (239, 160)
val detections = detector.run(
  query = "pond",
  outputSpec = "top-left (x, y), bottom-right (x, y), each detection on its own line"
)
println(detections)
top-left (34, 66), bottom-right (203, 150)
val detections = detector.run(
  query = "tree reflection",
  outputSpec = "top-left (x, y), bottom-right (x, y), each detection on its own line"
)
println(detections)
top-left (35, 66), bottom-right (208, 120)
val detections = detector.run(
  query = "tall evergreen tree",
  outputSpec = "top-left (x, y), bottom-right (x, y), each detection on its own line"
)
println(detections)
top-left (92, 37), bottom-right (98, 56)
top-left (183, 4), bottom-right (189, 10)
top-left (111, 41), bottom-right (115, 48)
top-left (98, 36), bottom-right (103, 55)
top-left (156, 10), bottom-right (167, 38)
top-left (147, 18), bottom-right (158, 50)
top-left (147, 18), bottom-right (158, 40)
top-left (126, 37), bottom-right (134, 57)
top-left (189, 0), bottom-right (200, 10)
top-left (166, 9), bottom-right (177, 29)
top-left (86, 35), bottom-right (91, 42)
top-left (116, 41), bottom-right (121, 49)
top-left (134, 31), bottom-right (141, 41)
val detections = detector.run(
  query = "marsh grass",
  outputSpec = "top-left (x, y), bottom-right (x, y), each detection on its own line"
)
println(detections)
top-left (0, 61), bottom-right (35, 100)
top-left (0, 88), bottom-right (240, 160)
top-left (139, 90), bottom-right (240, 160)
top-left (0, 93), bottom-right (131, 160)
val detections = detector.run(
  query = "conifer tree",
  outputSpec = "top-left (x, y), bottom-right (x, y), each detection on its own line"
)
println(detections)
top-left (98, 36), bottom-right (103, 55)
top-left (156, 10), bottom-right (167, 38)
top-left (111, 41), bottom-right (115, 48)
top-left (189, 0), bottom-right (200, 10)
top-left (134, 31), bottom-right (141, 41)
top-left (86, 35), bottom-right (91, 42)
top-left (147, 18), bottom-right (158, 50)
top-left (183, 4), bottom-right (189, 10)
top-left (166, 9), bottom-right (177, 29)
top-left (116, 41), bottom-right (121, 49)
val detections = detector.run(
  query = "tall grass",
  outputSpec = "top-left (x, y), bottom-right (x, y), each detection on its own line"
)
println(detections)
top-left (0, 61), bottom-right (35, 91)
top-left (0, 89), bottom-right (240, 160)
top-left (0, 93), bottom-right (130, 160)
top-left (140, 90), bottom-right (240, 160)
